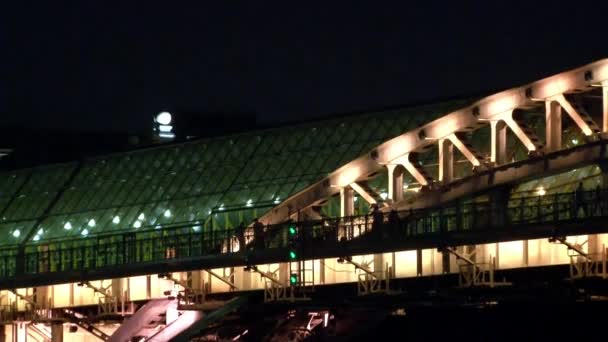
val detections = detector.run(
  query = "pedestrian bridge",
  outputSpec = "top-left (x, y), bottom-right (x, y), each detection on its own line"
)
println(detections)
top-left (1, 58), bottom-right (608, 341)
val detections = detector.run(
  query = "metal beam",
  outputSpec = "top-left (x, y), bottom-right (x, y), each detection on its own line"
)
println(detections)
top-left (394, 140), bottom-right (608, 210)
top-left (551, 94), bottom-right (598, 136)
top-left (447, 133), bottom-right (482, 167)
top-left (254, 59), bottom-right (608, 224)
top-left (206, 269), bottom-right (238, 290)
top-left (349, 182), bottom-right (377, 205)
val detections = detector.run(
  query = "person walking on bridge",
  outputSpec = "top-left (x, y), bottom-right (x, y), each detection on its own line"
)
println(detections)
top-left (235, 222), bottom-right (246, 253)
top-left (252, 218), bottom-right (265, 250)
top-left (574, 182), bottom-right (587, 218)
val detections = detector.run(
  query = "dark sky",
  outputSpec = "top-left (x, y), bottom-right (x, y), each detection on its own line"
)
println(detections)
top-left (4, 2), bottom-right (608, 134)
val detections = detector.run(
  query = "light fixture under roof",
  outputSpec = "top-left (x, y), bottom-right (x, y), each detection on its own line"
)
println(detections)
top-left (64, 222), bottom-right (72, 230)
top-left (138, 213), bottom-right (145, 221)
top-left (88, 219), bottom-right (96, 227)
top-left (112, 216), bottom-right (120, 224)
top-left (12, 229), bottom-right (20, 238)
top-left (133, 221), bottom-right (142, 229)
top-left (164, 209), bottom-right (172, 218)
top-left (81, 229), bottom-right (89, 236)
top-left (246, 199), bottom-right (253, 207)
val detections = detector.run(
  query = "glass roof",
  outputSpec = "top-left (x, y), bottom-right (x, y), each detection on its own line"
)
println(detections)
top-left (0, 99), bottom-right (470, 247)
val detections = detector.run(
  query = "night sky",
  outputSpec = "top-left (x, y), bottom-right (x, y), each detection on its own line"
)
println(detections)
top-left (4, 2), bottom-right (608, 134)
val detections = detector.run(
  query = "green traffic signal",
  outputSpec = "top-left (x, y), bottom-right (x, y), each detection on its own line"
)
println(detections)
top-left (288, 225), bottom-right (297, 235)
top-left (289, 250), bottom-right (297, 259)
top-left (290, 274), bottom-right (298, 285)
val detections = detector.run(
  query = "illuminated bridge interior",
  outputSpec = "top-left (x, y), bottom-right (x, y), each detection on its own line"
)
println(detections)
top-left (0, 59), bottom-right (607, 341)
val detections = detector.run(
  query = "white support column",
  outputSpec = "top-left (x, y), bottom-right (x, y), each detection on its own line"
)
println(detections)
top-left (386, 164), bottom-right (404, 202)
top-left (438, 138), bottom-right (453, 183)
top-left (552, 93), bottom-right (595, 136)
top-left (490, 120), bottom-right (507, 165)
top-left (603, 80), bottom-right (608, 133)
top-left (340, 187), bottom-right (354, 217)
top-left (545, 100), bottom-right (562, 152)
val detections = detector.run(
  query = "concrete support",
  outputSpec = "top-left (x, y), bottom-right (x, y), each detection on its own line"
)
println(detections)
top-left (386, 164), bottom-right (404, 202)
top-left (545, 100), bottom-right (562, 152)
top-left (603, 81), bottom-right (608, 133)
top-left (51, 323), bottom-right (63, 342)
top-left (438, 138), bottom-right (454, 183)
top-left (490, 120), bottom-right (507, 165)
top-left (340, 187), bottom-right (354, 217)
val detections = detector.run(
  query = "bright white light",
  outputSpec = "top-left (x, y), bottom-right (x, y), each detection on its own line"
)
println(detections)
top-left (572, 138), bottom-right (579, 145)
top-left (354, 196), bottom-right (358, 202)
top-left (156, 112), bottom-right (172, 125)
top-left (33, 235), bottom-right (40, 242)
top-left (88, 219), bottom-right (96, 227)
top-left (380, 192), bottom-right (388, 200)
top-left (112, 216), bottom-right (120, 224)
top-left (64, 222), bottom-right (72, 230)
top-left (159, 125), bottom-right (173, 133)
top-left (155, 224), bottom-right (162, 230)
top-left (536, 187), bottom-right (546, 196)
top-left (133, 221), bottom-right (142, 229)
top-left (218, 204), bottom-right (224, 211)
top-left (274, 197), bottom-right (280, 204)
top-left (159, 132), bottom-right (176, 139)
top-left (164, 209), bottom-right (172, 218)
top-left (37, 228), bottom-right (43, 235)
top-left (138, 213), bottom-right (145, 221)
top-left (192, 224), bottom-right (201, 232)
top-left (246, 199), bottom-right (253, 207)
top-left (81, 229), bottom-right (89, 236)
top-left (12, 229), bottom-right (20, 238)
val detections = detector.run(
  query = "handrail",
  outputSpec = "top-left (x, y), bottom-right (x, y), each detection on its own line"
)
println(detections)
top-left (0, 187), bottom-right (606, 280)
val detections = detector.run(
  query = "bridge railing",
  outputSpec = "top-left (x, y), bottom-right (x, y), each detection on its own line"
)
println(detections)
top-left (0, 188), bottom-right (606, 279)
